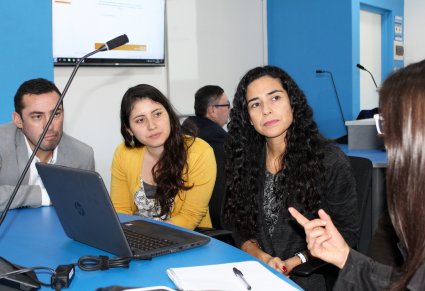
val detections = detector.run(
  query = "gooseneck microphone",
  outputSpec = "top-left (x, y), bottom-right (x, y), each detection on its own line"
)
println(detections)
top-left (98, 34), bottom-right (129, 52)
top-left (356, 63), bottom-right (378, 88)
top-left (316, 69), bottom-right (346, 132)
top-left (0, 34), bottom-right (129, 228)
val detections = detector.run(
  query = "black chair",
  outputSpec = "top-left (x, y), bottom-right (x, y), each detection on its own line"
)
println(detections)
top-left (292, 156), bottom-right (373, 287)
top-left (350, 156), bottom-right (373, 253)
top-left (194, 142), bottom-right (234, 245)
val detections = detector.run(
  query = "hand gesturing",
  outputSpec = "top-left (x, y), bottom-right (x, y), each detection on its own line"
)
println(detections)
top-left (288, 207), bottom-right (350, 269)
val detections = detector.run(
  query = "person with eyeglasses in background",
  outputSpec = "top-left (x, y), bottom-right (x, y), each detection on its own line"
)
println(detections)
top-left (182, 85), bottom-right (230, 150)
top-left (182, 86), bottom-right (230, 230)
top-left (290, 59), bottom-right (425, 290)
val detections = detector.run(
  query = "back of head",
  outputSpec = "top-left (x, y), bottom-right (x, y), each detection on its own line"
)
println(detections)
top-left (379, 59), bottom-right (425, 289)
top-left (14, 78), bottom-right (61, 115)
top-left (194, 85), bottom-right (224, 116)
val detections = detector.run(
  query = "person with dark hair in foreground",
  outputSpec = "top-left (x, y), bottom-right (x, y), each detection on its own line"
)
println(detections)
top-left (290, 59), bottom-right (425, 290)
top-left (0, 78), bottom-right (95, 211)
top-left (111, 84), bottom-right (216, 230)
top-left (224, 66), bottom-right (359, 290)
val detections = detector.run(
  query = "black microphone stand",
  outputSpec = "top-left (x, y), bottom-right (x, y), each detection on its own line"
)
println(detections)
top-left (0, 34), bottom-right (128, 228)
top-left (0, 50), bottom-right (101, 227)
top-left (357, 64), bottom-right (378, 88)
top-left (316, 70), bottom-right (347, 133)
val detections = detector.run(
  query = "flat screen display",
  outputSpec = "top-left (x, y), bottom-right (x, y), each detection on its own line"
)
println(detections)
top-left (52, 0), bottom-right (165, 66)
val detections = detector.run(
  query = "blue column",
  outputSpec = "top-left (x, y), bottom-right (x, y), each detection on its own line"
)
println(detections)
top-left (0, 0), bottom-right (53, 123)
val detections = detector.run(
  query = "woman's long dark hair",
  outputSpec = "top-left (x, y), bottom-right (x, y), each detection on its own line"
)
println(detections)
top-left (380, 60), bottom-right (425, 290)
top-left (224, 66), bottom-right (326, 239)
top-left (120, 84), bottom-right (193, 217)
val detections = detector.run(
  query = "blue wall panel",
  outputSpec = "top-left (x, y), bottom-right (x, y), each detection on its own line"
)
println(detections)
top-left (0, 1), bottom-right (53, 123)
top-left (268, 0), bottom-right (403, 138)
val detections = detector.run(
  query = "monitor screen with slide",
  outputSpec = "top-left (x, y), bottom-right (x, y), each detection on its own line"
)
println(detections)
top-left (52, 0), bottom-right (165, 66)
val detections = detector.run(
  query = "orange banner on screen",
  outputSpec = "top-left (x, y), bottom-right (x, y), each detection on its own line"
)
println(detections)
top-left (54, 0), bottom-right (72, 4)
top-left (94, 43), bottom-right (147, 51)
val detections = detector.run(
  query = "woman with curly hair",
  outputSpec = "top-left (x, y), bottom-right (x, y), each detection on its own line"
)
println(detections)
top-left (111, 84), bottom-right (216, 230)
top-left (224, 66), bottom-right (359, 289)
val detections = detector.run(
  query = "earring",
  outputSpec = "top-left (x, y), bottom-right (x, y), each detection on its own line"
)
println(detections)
top-left (129, 135), bottom-right (135, 148)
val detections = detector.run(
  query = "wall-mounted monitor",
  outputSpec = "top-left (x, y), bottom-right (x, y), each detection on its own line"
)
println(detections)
top-left (52, 0), bottom-right (165, 66)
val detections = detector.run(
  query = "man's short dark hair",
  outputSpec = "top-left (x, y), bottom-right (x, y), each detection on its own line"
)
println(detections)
top-left (14, 78), bottom-right (62, 115)
top-left (194, 85), bottom-right (224, 116)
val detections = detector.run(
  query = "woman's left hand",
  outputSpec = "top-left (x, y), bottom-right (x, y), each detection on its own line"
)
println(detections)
top-left (266, 256), bottom-right (301, 276)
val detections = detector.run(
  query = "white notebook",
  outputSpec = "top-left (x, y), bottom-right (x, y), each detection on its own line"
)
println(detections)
top-left (166, 260), bottom-right (301, 291)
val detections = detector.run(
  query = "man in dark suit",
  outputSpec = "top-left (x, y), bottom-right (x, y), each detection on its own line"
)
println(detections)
top-left (182, 85), bottom-right (229, 149)
top-left (0, 78), bottom-right (95, 211)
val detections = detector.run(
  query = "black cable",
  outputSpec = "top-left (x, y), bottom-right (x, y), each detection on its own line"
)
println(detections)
top-left (0, 266), bottom-right (55, 287)
top-left (1, 255), bottom-right (136, 290)
top-left (77, 255), bottom-right (132, 271)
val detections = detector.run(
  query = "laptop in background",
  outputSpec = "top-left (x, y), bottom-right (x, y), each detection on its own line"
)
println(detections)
top-left (36, 163), bottom-right (210, 259)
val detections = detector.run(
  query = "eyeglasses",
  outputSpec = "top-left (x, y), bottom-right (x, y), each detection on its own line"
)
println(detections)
top-left (213, 103), bottom-right (231, 109)
top-left (373, 114), bottom-right (384, 134)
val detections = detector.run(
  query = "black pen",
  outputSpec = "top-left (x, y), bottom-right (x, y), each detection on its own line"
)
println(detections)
top-left (233, 267), bottom-right (252, 290)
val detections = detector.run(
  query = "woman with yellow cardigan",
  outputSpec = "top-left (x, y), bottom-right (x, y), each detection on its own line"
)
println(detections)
top-left (111, 84), bottom-right (216, 230)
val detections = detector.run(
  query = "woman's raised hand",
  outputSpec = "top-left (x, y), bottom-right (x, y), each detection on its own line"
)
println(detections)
top-left (288, 207), bottom-right (351, 269)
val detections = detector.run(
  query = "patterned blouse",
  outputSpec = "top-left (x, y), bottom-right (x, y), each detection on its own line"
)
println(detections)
top-left (134, 178), bottom-right (168, 221)
top-left (263, 171), bottom-right (283, 238)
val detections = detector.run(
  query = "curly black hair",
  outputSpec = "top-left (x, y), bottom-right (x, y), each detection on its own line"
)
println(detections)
top-left (224, 66), bottom-right (327, 239)
top-left (120, 84), bottom-right (193, 218)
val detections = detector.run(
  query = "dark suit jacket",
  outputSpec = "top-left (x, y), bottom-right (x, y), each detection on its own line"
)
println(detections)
top-left (0, 122), bottom-right (95, 210)
top-left (182, 116), bottom-right (227, 148)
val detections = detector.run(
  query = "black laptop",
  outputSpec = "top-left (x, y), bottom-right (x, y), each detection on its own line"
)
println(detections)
top-left (36, 163), bottom-right (210, 259)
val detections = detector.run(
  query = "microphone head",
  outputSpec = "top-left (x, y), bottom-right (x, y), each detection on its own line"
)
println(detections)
top-left (356, 64), bottom-right (366, 70)
top-left (316, 69), bottom-right (326, 74)
top-left (99, 34), bottom-right (129, 51)
top-left (106, 34), bottom-right (129, 50)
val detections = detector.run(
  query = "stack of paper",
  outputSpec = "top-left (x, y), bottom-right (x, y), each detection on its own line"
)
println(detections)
top-left (166, 260), bottom-right (301, 291)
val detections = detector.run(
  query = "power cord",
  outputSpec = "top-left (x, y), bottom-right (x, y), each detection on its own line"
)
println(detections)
top-left (1, 255), bottom-right (140, 289)
top-left (77, 255), bottom-right (132, 271)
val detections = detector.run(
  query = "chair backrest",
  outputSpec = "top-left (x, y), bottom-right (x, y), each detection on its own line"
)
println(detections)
top-left (208, 144), bottom-right (226, 229)
top-left (348, 156), bottom-right (373, 253)
top-left (292, 155), bottom-right (374, 289)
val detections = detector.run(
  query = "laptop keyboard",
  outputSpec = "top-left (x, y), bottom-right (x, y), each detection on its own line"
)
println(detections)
top-left (123, 229), bottom-right (178, 251)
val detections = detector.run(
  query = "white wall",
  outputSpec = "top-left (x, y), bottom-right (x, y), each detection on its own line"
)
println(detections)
top-left (55, 0), bottom-right (266, 188)
top-left (404, 0), bottom-right (425, 65)
top-left (360, 10), bottom-right (381, 109)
